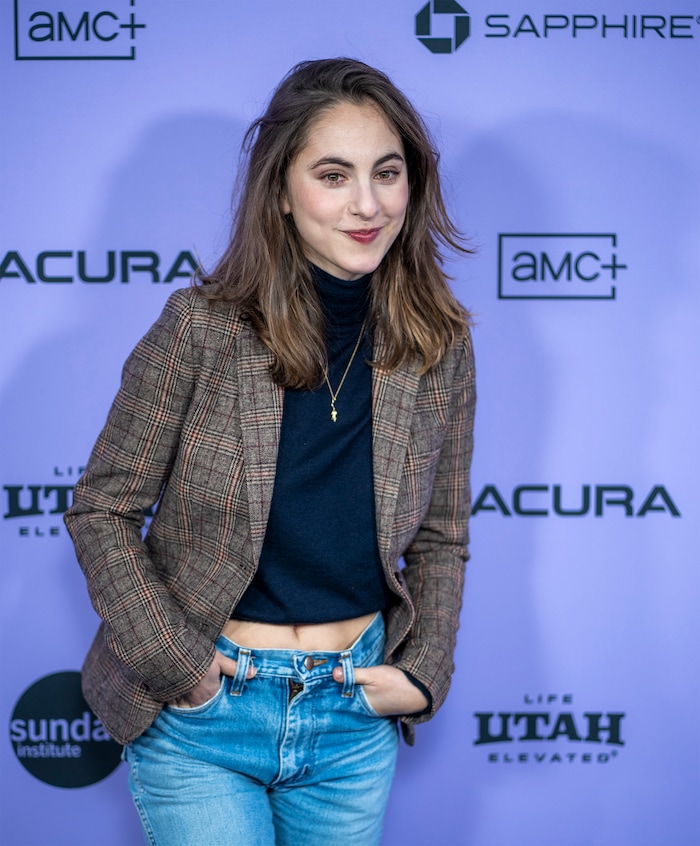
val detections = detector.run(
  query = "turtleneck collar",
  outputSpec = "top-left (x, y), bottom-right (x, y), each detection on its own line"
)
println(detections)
top-left (310, 264), bottom-right (372, 333)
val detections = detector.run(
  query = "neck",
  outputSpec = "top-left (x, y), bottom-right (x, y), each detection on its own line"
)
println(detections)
top-left (310, 264), bottom-right (371, 334)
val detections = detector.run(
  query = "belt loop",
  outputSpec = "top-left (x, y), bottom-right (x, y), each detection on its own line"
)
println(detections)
top-left (339, 650), bottom-right (354, 698)
top-left (231, 648), bottom-right (252, 696)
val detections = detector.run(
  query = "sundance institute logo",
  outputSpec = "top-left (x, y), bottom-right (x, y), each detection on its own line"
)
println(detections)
top-left (416, 0), bottom-right (470, 53)
top-left (14, 0), bottom-right (146, 61)
top-left (10, 672), bottom-right (122, 787)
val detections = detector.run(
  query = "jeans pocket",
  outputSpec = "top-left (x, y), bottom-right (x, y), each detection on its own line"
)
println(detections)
top-left (355, 684), bottom-right (386, 718)
top-left (165, 675), bottom-right (226, 716)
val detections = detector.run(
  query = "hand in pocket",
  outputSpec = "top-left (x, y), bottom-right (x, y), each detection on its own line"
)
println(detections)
top-left (332, 664), bottom-right (428, 716)
top-left (169, 650), bottom-right (256, 708)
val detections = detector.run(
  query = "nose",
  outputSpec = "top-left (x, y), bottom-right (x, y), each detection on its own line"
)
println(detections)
top-left (348, 179), bottom-right (380, 220)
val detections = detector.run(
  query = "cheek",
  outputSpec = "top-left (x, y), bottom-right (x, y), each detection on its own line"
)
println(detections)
top-left (399, 184), bottom-right (410, 218)
top-left (389, 183), bottom-right (410, 225)
top-left (294, 191), bottom-right (340, 230)
top-left (287, 182), bottom-right (316, 216)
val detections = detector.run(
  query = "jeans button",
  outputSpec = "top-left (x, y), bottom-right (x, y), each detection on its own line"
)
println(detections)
top-left (304, 655), bottom-right (315, 671)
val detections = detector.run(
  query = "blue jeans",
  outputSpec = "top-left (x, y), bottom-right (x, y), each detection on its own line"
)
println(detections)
top-left (124, 613), bottom-right (398, 845)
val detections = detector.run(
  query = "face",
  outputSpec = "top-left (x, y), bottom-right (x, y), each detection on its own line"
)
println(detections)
top-left (281, 101), bottom-right (409, 281)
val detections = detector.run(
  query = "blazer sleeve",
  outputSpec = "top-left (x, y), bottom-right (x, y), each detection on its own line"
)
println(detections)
top-left (64, 288), bottom-right (216, 703)
top-left (394, 328), bottom-right (476, 723)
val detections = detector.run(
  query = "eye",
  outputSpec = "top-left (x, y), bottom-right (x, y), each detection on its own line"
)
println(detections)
top-left (376, 169), bottom-right (399, 182)
top-left (322, 172), bottom-right (345, 185)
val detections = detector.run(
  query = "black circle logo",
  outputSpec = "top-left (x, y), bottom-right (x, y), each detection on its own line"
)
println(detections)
top-left (9, 671), bottom-right (122, 788)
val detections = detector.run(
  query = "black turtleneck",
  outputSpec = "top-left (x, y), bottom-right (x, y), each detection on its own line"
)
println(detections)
top-left (232, 265), bottom-right (395, 624)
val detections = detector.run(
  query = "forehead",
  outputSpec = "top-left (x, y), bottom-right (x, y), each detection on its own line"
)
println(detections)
top-left (297, 101), bottom-right (404, 160)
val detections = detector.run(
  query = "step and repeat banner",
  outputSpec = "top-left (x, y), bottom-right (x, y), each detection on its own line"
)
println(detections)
top-left (1, 2), bottom-right (698, 844)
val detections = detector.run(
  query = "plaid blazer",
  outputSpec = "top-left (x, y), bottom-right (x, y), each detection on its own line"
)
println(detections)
top-left (65, 287), bottom-right (475, 745)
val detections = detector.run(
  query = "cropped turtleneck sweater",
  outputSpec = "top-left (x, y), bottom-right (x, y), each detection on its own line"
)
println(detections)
top-left (232, 265), bottom-right (396, 625)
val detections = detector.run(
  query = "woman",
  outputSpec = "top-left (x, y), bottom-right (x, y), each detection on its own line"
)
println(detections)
top-left (65, 58), bottom-right (475, 845)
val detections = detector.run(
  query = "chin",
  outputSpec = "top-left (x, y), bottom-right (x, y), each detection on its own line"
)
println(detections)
top-left (346, 252), bottom-right (388, 277)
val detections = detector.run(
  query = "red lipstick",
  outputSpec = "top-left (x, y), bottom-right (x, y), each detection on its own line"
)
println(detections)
top-left (345, 228), bottom-right (381, 244)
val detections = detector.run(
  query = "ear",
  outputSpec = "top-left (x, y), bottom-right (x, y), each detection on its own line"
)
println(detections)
top-left (280, 191), bottom-right (291, 216)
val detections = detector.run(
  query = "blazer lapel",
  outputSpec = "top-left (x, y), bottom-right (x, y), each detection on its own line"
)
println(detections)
top-left (372, 341), bottom-right (420, 565)
top-left (236, 326), bottom-right (284, 566)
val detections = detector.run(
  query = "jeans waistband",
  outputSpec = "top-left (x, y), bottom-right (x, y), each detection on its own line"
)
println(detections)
top-left (216, 612), bottom-right (385, 686)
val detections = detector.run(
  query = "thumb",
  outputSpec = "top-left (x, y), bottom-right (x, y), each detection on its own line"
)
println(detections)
top-left (215, 651), bottom-right (256, 679)
top-left (332, 665), bottom-right (375, 685)
top-left (353, 667), bottom-right (376, 686)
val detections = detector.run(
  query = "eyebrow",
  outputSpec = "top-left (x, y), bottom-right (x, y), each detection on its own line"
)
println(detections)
top-left (308, 152), bottom-right (405, 170)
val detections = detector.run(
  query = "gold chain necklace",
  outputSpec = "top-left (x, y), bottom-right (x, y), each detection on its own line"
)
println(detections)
top-left (322, 323), bottom-right (366, 423)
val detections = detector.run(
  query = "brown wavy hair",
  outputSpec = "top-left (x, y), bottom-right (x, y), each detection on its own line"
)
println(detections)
top-left (196, 58), bottom-right (471, 389)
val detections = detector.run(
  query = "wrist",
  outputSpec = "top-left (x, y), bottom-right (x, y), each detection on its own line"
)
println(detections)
top-left (400, 670), bottom-right (432, 715)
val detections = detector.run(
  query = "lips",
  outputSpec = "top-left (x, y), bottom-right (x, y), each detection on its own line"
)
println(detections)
top-left (344, 228), bottom-right (382, 244)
